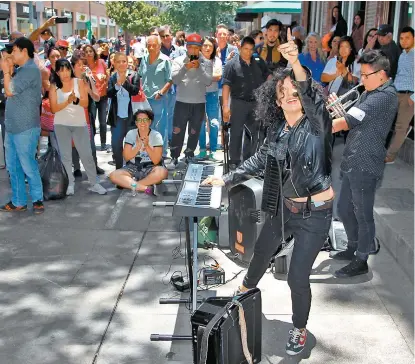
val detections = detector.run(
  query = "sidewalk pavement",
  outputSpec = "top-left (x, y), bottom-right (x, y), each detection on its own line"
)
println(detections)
top-left (0, 135), bottom-right (413, 364)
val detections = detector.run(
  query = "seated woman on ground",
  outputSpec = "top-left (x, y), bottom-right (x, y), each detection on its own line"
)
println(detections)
top-left (109, 109), bottom-right (168, 195)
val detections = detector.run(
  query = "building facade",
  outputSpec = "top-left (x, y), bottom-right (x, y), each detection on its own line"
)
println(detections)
top-left (2, 1), bottom-right (118, 39)
top-left (302, 1), bottom-right (414, 43)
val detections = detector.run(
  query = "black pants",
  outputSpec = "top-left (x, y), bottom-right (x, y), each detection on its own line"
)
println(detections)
top-left (337, 170), bottom-right (379, 260)
top-left (90, 96), bottom-right (108, 146)
top-left (243, 201), bottom-right (332, 329)
top-left (229, 99), bottom-right (258, 165)
top-left (170, 101), bottom-right (205, 159)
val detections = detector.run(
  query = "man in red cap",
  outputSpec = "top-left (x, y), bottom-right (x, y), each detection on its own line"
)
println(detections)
top-left (167, 33), bottom-right (213, 169)
top-left (56, 39), bottom-right (69, 59)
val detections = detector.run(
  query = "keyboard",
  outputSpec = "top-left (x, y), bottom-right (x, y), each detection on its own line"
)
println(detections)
top-left (173, 163), bottom-right (223, 217)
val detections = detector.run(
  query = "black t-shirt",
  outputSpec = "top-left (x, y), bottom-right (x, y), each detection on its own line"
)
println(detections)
top-left (43, 37), bottom-right (56, 57)
top-left (223, 55), bottom-right (271, 101)
top-left (266, 45), bottom-right (274, 64)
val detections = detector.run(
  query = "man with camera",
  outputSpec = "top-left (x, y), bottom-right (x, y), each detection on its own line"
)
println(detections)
top-left (0, 37), bottom-right (44, 214)
top-left (167, 33), bottom-right (213, 169)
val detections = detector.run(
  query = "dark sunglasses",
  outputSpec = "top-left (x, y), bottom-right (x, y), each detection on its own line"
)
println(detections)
top-left (58, 47), bottom-right (68, 51)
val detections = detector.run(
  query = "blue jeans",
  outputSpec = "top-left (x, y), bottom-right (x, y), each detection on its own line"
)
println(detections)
top-left (111, 117), bottom-right (131, 170)
top-left (199, 91), bottom-right (219, 152)
top-left (148, 98), bottom-right (168, 156)
top-left (337, 170), bottom-right (379, 260)
top-left (167, 90), bottom-right (176, 143)
top-left (5, 127), bottom-right (43, 206)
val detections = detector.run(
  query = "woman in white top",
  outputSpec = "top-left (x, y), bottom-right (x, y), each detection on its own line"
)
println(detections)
top-left (49, 59), bottom-right (107, 196)
top-left (321, 35), bottom-right (360, 95)
top-left (196, 36), bottom-right (222, 161)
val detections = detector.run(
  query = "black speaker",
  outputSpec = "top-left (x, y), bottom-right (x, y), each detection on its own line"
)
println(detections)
top-left (191, 289), bottom-right (262, 364)
top-left (228, 178), bottom-right (266, 263)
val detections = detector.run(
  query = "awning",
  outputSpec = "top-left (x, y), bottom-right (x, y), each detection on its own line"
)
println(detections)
top-left (237, 1), bottom-right (302, 15)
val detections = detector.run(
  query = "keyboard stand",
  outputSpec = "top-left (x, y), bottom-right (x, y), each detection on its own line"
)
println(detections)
top-left (150, 216), bottom-right (202, 342)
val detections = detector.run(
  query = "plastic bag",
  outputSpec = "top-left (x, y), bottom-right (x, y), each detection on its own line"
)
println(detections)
top-left (38, 147), bottom-right (69, 200)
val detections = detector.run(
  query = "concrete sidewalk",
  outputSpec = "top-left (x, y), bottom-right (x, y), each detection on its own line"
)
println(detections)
top-left (0, 138), bottom-right (413, 364)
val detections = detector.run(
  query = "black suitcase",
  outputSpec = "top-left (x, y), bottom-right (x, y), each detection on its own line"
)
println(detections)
top-left (191, 288), bottom-right (262, 364)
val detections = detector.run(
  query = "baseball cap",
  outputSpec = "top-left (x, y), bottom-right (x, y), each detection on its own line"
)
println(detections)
top-left (377, 24), bottom-right (393, 36)
top-left (186, 33), bottom-right (202, 46)
top-left (56, 39), bottom-right (69, 48)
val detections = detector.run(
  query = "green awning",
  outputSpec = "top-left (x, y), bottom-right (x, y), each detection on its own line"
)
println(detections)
top-left (237, 1), bottom-right (302, 14)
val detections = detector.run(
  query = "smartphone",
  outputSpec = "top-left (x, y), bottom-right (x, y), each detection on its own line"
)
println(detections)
top-left (189, 55), bottom-right (199, 61)
top-left (55, 17), bottom-right (68, 24)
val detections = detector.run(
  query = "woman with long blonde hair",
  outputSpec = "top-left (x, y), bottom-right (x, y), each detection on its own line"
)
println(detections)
top-left (298, 32), bottom-right (326, 85)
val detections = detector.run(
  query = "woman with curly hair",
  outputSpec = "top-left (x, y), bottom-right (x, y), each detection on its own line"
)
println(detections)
top-left (203, 29), bottom-right (333, 356)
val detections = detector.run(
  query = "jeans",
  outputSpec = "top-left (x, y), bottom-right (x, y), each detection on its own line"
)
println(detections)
top-left (166, 91), bottom-right (176, 143)
top-left (72, 123), bottom-right (98, 171)
top-left (148, 97), bottom-right (168, 156)
top-left (199, 91), bottom-right (219, 153)
top-left (90, 96), bottom-right (108, 146)
top-left (5, 127), bottom-right (43, 206)
top-left (337, 170), bottom-right (379, 261)
top-left (243, 202), bottom-right (332, 329)
top-left (111, 117), bottom-right (132, 170)
top-left (54, 125), bottom-right (97, 187)
top-left (0, 107), bottom-right (5, 162)
top-left (170, 102), bottom-right (206, 159)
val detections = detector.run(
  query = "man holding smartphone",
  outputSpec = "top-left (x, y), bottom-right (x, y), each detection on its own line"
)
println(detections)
top-left (167, 33), bottom-right (213, 169)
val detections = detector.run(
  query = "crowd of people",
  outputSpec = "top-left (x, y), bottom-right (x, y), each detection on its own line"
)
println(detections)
top-left (0, 10), bottom-right (413, 357)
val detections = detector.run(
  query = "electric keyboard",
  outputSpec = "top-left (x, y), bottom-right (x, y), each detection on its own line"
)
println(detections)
top-left (173, 163), bottom-right (223, 217)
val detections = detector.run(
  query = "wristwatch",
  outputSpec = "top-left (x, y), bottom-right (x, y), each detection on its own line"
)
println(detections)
top-left (157, 91), bottom-right (163, 97)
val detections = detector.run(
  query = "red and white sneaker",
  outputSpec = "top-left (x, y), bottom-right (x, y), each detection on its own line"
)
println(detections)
top-left (286, 327), bottom-right (307, 355)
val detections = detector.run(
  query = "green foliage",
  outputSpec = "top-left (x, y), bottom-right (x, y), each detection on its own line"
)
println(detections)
top-left (105, 1), bottom-right (160, 35)
top-left (161, 1), bottom-right (244, 34)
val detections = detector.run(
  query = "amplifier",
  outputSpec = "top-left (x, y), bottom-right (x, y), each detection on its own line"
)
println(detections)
top-left (228, 178), bottom-right (266, 263)
top-left (191, 288), bottom-right (262, 364)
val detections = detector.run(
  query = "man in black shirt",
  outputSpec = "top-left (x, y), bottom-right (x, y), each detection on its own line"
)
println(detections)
top-left (377, 24), bottom-right (401, 79)
top-left (222, 36), bottom-right (270, 167)
top-left (331, 50), bottom-right (398, 277)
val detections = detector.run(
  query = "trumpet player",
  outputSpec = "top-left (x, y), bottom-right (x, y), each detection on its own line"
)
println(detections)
top-left (331, 50), bottom-right (398, 277)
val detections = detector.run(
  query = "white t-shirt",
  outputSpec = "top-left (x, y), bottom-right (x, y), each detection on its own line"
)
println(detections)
top-left (124, 128), bottom-right (163, 164)
top-left (131, 42), bottom-right (146, 58)
top-left (323, 57), bottom-right (361, 93)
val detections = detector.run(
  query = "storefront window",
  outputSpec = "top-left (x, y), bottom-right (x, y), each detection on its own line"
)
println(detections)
top-left (17, 18), bottom-right (30, 35)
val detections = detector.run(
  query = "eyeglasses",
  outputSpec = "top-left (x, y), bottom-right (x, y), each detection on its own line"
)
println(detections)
top-left (58, 47), bottom-right (68, 51)
top-left (361, 69), bottom-right (381, 79)
top-left (136, 118), bottom-right (150, 123)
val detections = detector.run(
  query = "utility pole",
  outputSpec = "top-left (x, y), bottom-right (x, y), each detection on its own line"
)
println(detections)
top-left (28, 1), bottom-right (34, 32)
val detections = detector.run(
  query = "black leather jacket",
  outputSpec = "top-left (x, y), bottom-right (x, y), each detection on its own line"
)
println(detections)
top-left (223, 68), bottom-right (333, 198)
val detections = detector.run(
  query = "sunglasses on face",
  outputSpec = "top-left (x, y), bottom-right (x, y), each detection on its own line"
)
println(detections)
top-left (136, 118), bottom-right (150, 123)
top-left (58, 47), bottom-right (68, 51)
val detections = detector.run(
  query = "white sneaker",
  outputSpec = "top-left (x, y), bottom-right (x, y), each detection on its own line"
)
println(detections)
top-left (166, 158), bottom-right (178, 171)
top-left (66, 185), bottom-right (75, 196)
top-left (89, 183), bottom-right (107, 195)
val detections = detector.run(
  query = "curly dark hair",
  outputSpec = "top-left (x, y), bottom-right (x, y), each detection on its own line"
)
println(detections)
top-left (254, 67), bottom-right (324, 127)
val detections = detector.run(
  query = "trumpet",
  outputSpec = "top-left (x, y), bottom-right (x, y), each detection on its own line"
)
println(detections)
top-left (326, 84), bottom-right (363, 119)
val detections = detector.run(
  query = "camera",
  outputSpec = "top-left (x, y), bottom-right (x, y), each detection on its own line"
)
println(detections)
top-left (55, 17), bottom-right (69, 24)
top-left (189, 54), bottom-right (199, 61)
